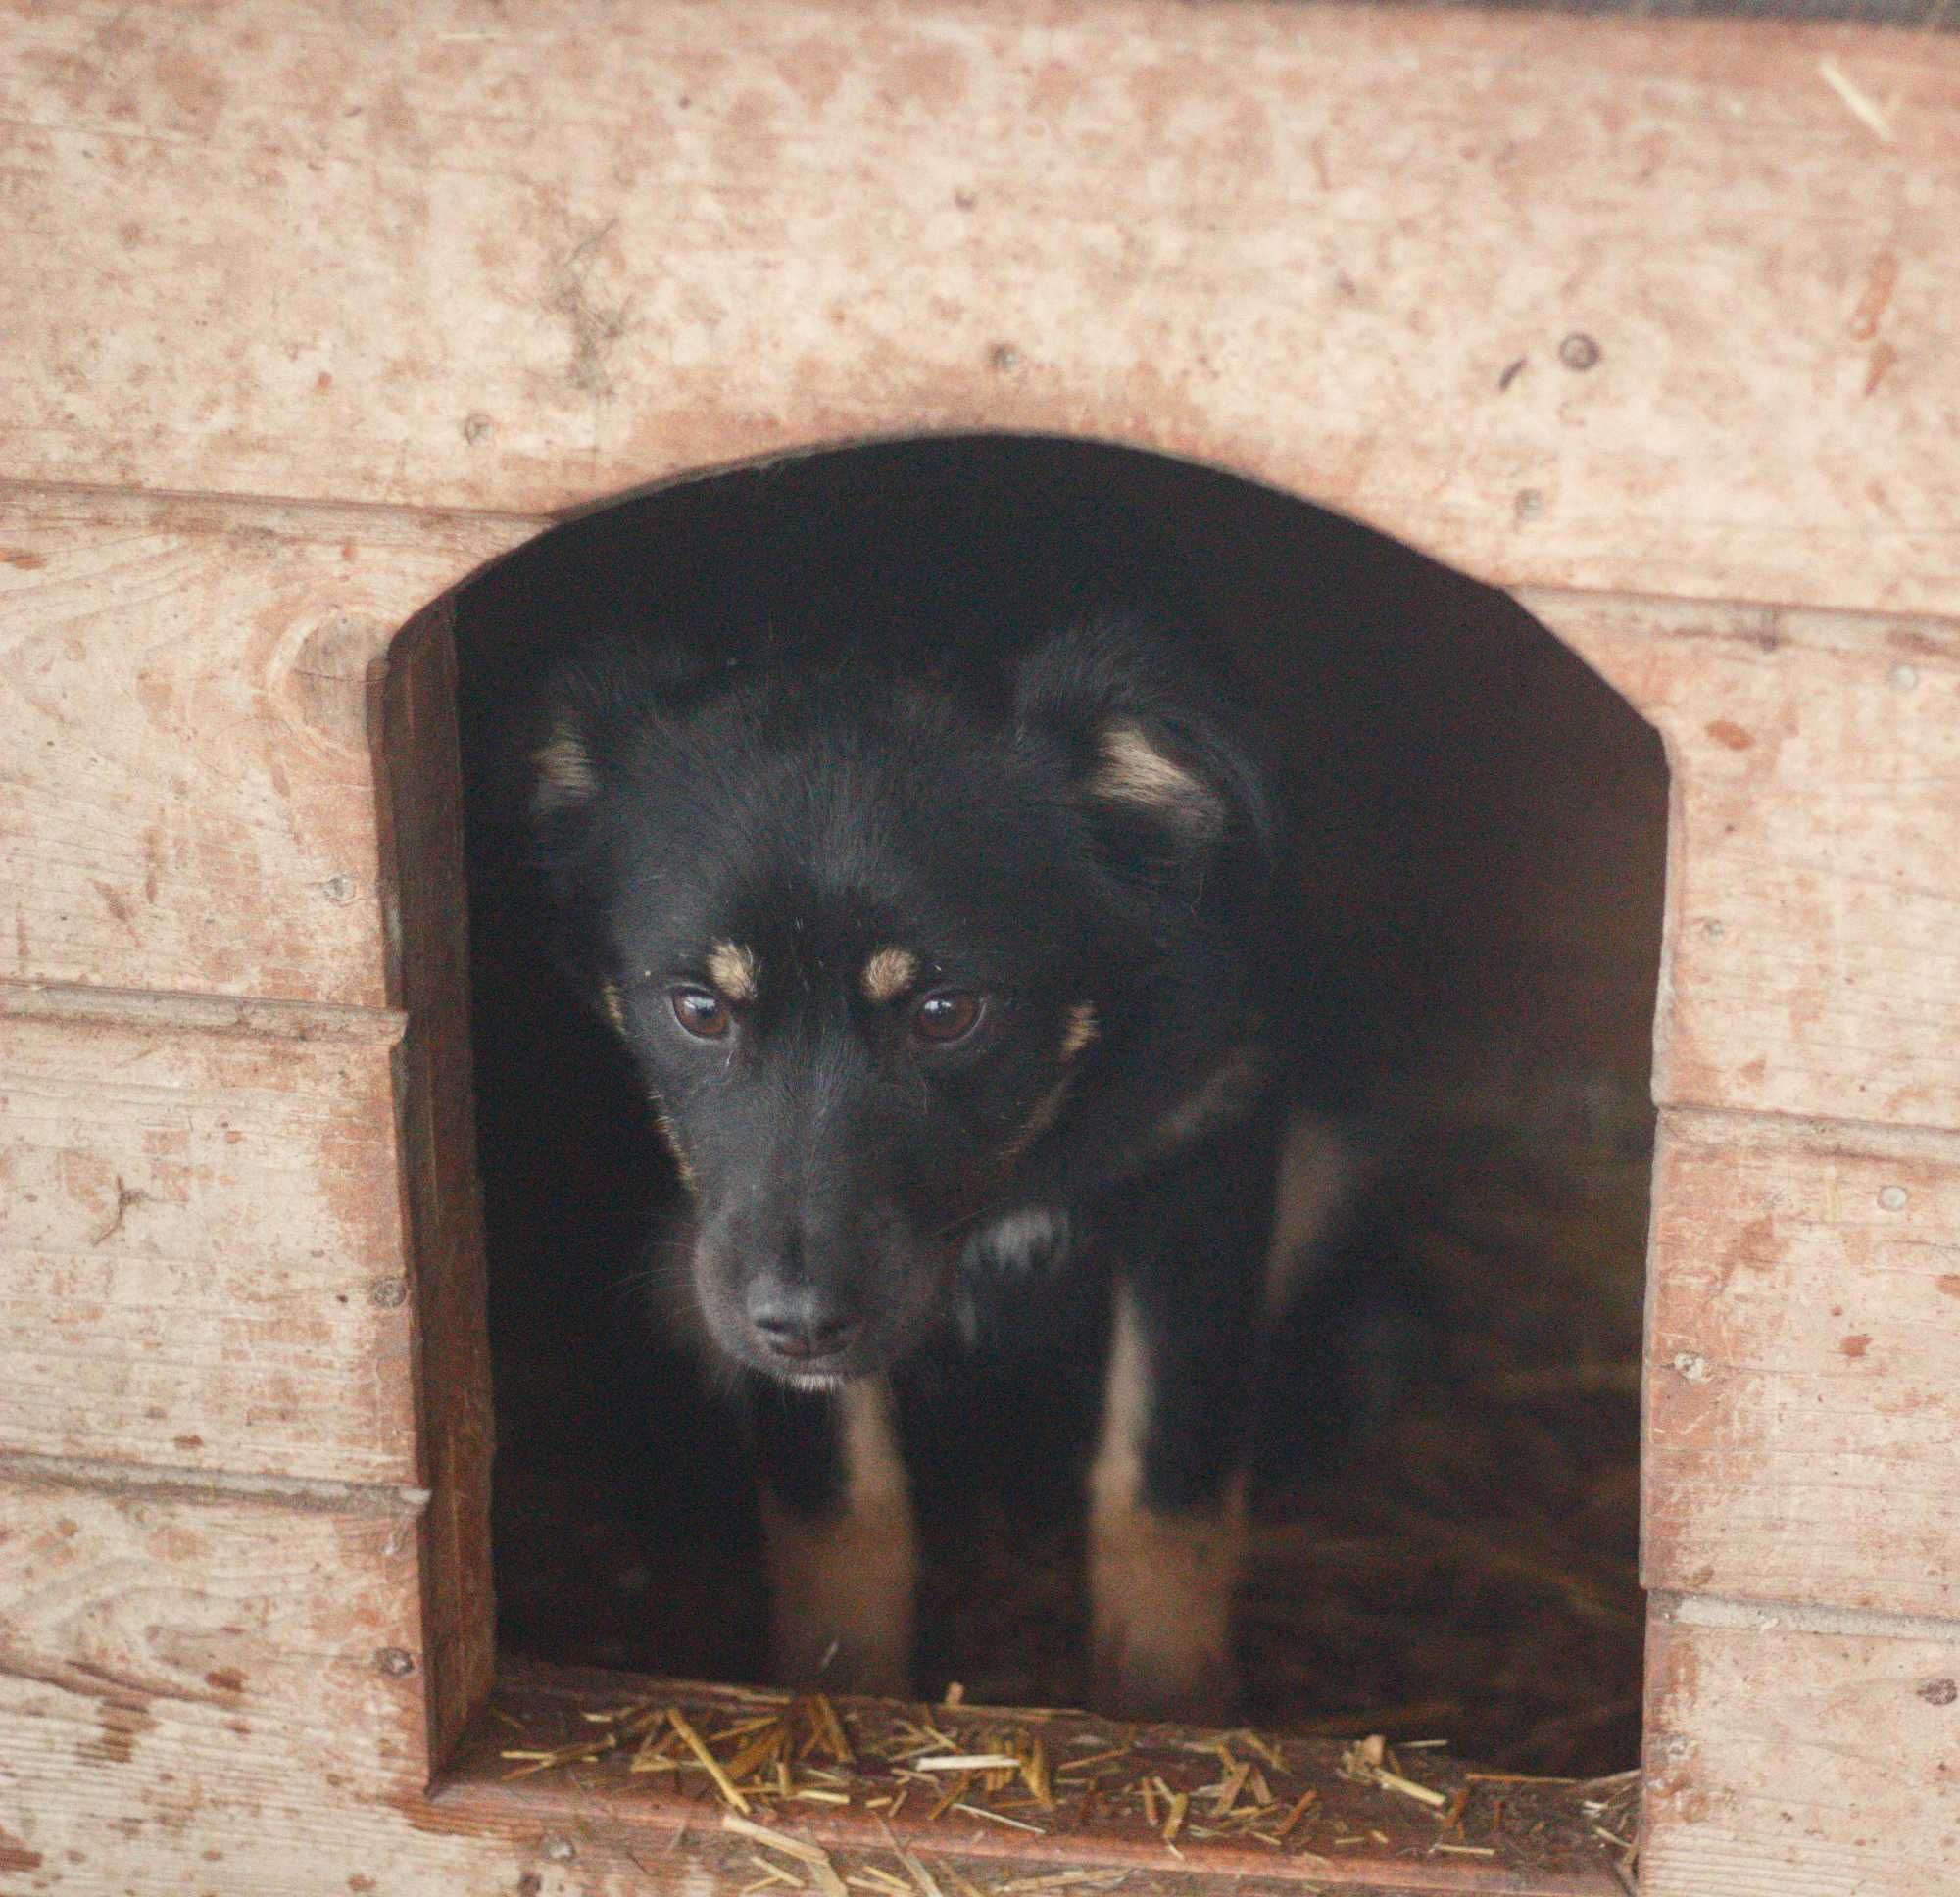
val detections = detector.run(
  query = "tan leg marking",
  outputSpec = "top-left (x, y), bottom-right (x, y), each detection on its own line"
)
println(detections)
top-left (706, 940), bottom-right (759, 1003)
top-left (1087, 1285), bottom-right (1243, 1724)
top-left (860, 946), bottom-right (920, 1005)
top-left (760, 1379), bottom-right (915, 1698)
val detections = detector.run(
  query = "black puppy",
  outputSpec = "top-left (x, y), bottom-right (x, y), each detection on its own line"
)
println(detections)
top-left (531, 613), bottom-right (1315, 1720)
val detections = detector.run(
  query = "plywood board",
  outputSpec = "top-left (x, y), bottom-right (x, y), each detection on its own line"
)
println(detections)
top-left (1644, 1109), bottom-right (1960, 1619)
top-left (3, 3), bottom-right (1958, 615)
top-left (1642, 1598), bottom-right (1960, 1897)
top-left (0, 994), bottom-right (418, 1484)
top-left (0, 485), bottom-right (527, 1009)
top-left (1529, 590), bottom-right (1960, 1133)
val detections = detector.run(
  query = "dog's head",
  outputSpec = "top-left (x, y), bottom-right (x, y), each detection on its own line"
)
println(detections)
top-left (530, 619), bottom-right (1276, 1386)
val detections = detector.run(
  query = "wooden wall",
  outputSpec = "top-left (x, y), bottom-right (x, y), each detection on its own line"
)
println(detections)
top-left (3, 3), bottom-right (1958, 1891)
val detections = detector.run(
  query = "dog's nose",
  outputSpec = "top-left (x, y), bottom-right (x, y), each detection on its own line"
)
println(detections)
top-left (745, 1281), bottom-right (862, 1361)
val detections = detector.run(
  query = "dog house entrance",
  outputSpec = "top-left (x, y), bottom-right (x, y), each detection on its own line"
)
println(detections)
top-left (394, 435), bottom-right (1663, 1890)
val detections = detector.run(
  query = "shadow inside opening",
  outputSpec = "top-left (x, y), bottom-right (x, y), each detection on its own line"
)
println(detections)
top-left (452, 434), bottom-right (1665, 1776)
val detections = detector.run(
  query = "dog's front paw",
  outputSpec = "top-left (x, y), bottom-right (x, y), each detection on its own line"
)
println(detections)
top-left (761, 1490), bottom-right (916, 1701)
top-left (1091, 1618), bottom-right (1235, 1726)
top-left (1087, 1495), bottom-right (1242, 1727)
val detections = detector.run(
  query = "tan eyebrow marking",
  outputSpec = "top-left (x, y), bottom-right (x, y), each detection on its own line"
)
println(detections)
top-left (599, 981), bottom-right (628, 1034)
top-left (1059, 1000), bottom-right (1100, 1061)
top-left (706, 940), bottom-right (759, 1003)
top-left (860, 946), bottom-right (921, 1005)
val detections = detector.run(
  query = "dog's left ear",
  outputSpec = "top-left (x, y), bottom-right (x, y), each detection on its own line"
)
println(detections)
top-left (1011, 617), bottom-right (1279, 899)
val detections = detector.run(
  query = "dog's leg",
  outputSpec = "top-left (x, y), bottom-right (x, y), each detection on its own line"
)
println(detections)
top-left (1087, 1127), bottom-right (1273, 1725)
top-left (751, 1376), bottom-right (916, 1698)
top-left (1087, 1284), bottom-right (1246, 1723)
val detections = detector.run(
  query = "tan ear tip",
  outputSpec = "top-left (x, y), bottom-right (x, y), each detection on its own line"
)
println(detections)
top-left (531, 718), bottom-right (598, 813)
top-left (1086, 722), bottom-right (1225, 839)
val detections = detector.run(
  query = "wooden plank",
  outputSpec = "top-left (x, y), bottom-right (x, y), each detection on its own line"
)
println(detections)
top-left (0, 997), bottom-right (419, 1484)
top-left (3, 3), bottom-right (1958, 615)
top-left (0, 484), bottom-right (529, 1008)
top-left (0, 1521), bottom-right (1628, 1897)
top-left (1527, 590), bottom-right (1960, 1132)
top-left (440, 1663), bottom-right (1635, 1897)
top-left (0, 1468), bottom-right (429, 1850)
top-left (1642, 1597), bottom-right (1960, 1897)
top-left (0, 1471), bottom-right (609, 1896)
top-left (1643, 1109), bottom-right (1960, 1620)
top-left (375, 599), bottom-right (496, 1771)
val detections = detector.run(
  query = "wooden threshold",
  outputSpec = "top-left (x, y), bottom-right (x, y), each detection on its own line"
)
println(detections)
top-left (431, 1661), bottom-right (1635, 1895)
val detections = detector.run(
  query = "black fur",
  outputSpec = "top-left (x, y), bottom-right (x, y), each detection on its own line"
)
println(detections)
top-left (530, 605), bottom-right (1296, 1711)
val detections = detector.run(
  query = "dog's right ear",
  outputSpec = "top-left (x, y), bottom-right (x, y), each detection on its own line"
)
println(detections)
top-left (529, 702), bottom-right (604, 821)
top-left (526, 643), bottom-right (641, 887)
top-left (525, 637), bottom-right (726, 973)
top-left (523, 654), bottom-right (634, 994)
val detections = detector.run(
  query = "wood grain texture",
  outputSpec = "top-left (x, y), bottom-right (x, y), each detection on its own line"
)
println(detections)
top-left (1642, 1597), bottom-right (1960, 1897)
top-left (1528, 590), bottom-right (1960, 1133)
top-left (0, 1002), bottom-right (418, 1484)
top-left (0, 1471), bottom-right (430, 1878)
top-left (3, 2), bottom-right (1959, 614)
top-left (0, 1474), bottom-right (625, 1897)
top-left (1644, 1108), bottom-right (1960, 1619)
top-left (0, 485), bottom-right (529, 1009)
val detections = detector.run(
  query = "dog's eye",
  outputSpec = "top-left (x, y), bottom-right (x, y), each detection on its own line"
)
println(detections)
top-left (670, 986), bottom-right (733, 1040)
top-left (911, 989), bottom-right (985, 1047)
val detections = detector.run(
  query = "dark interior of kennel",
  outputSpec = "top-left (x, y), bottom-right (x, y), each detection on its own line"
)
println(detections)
top-left (453, 436), bottom-right (1667, 1777)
